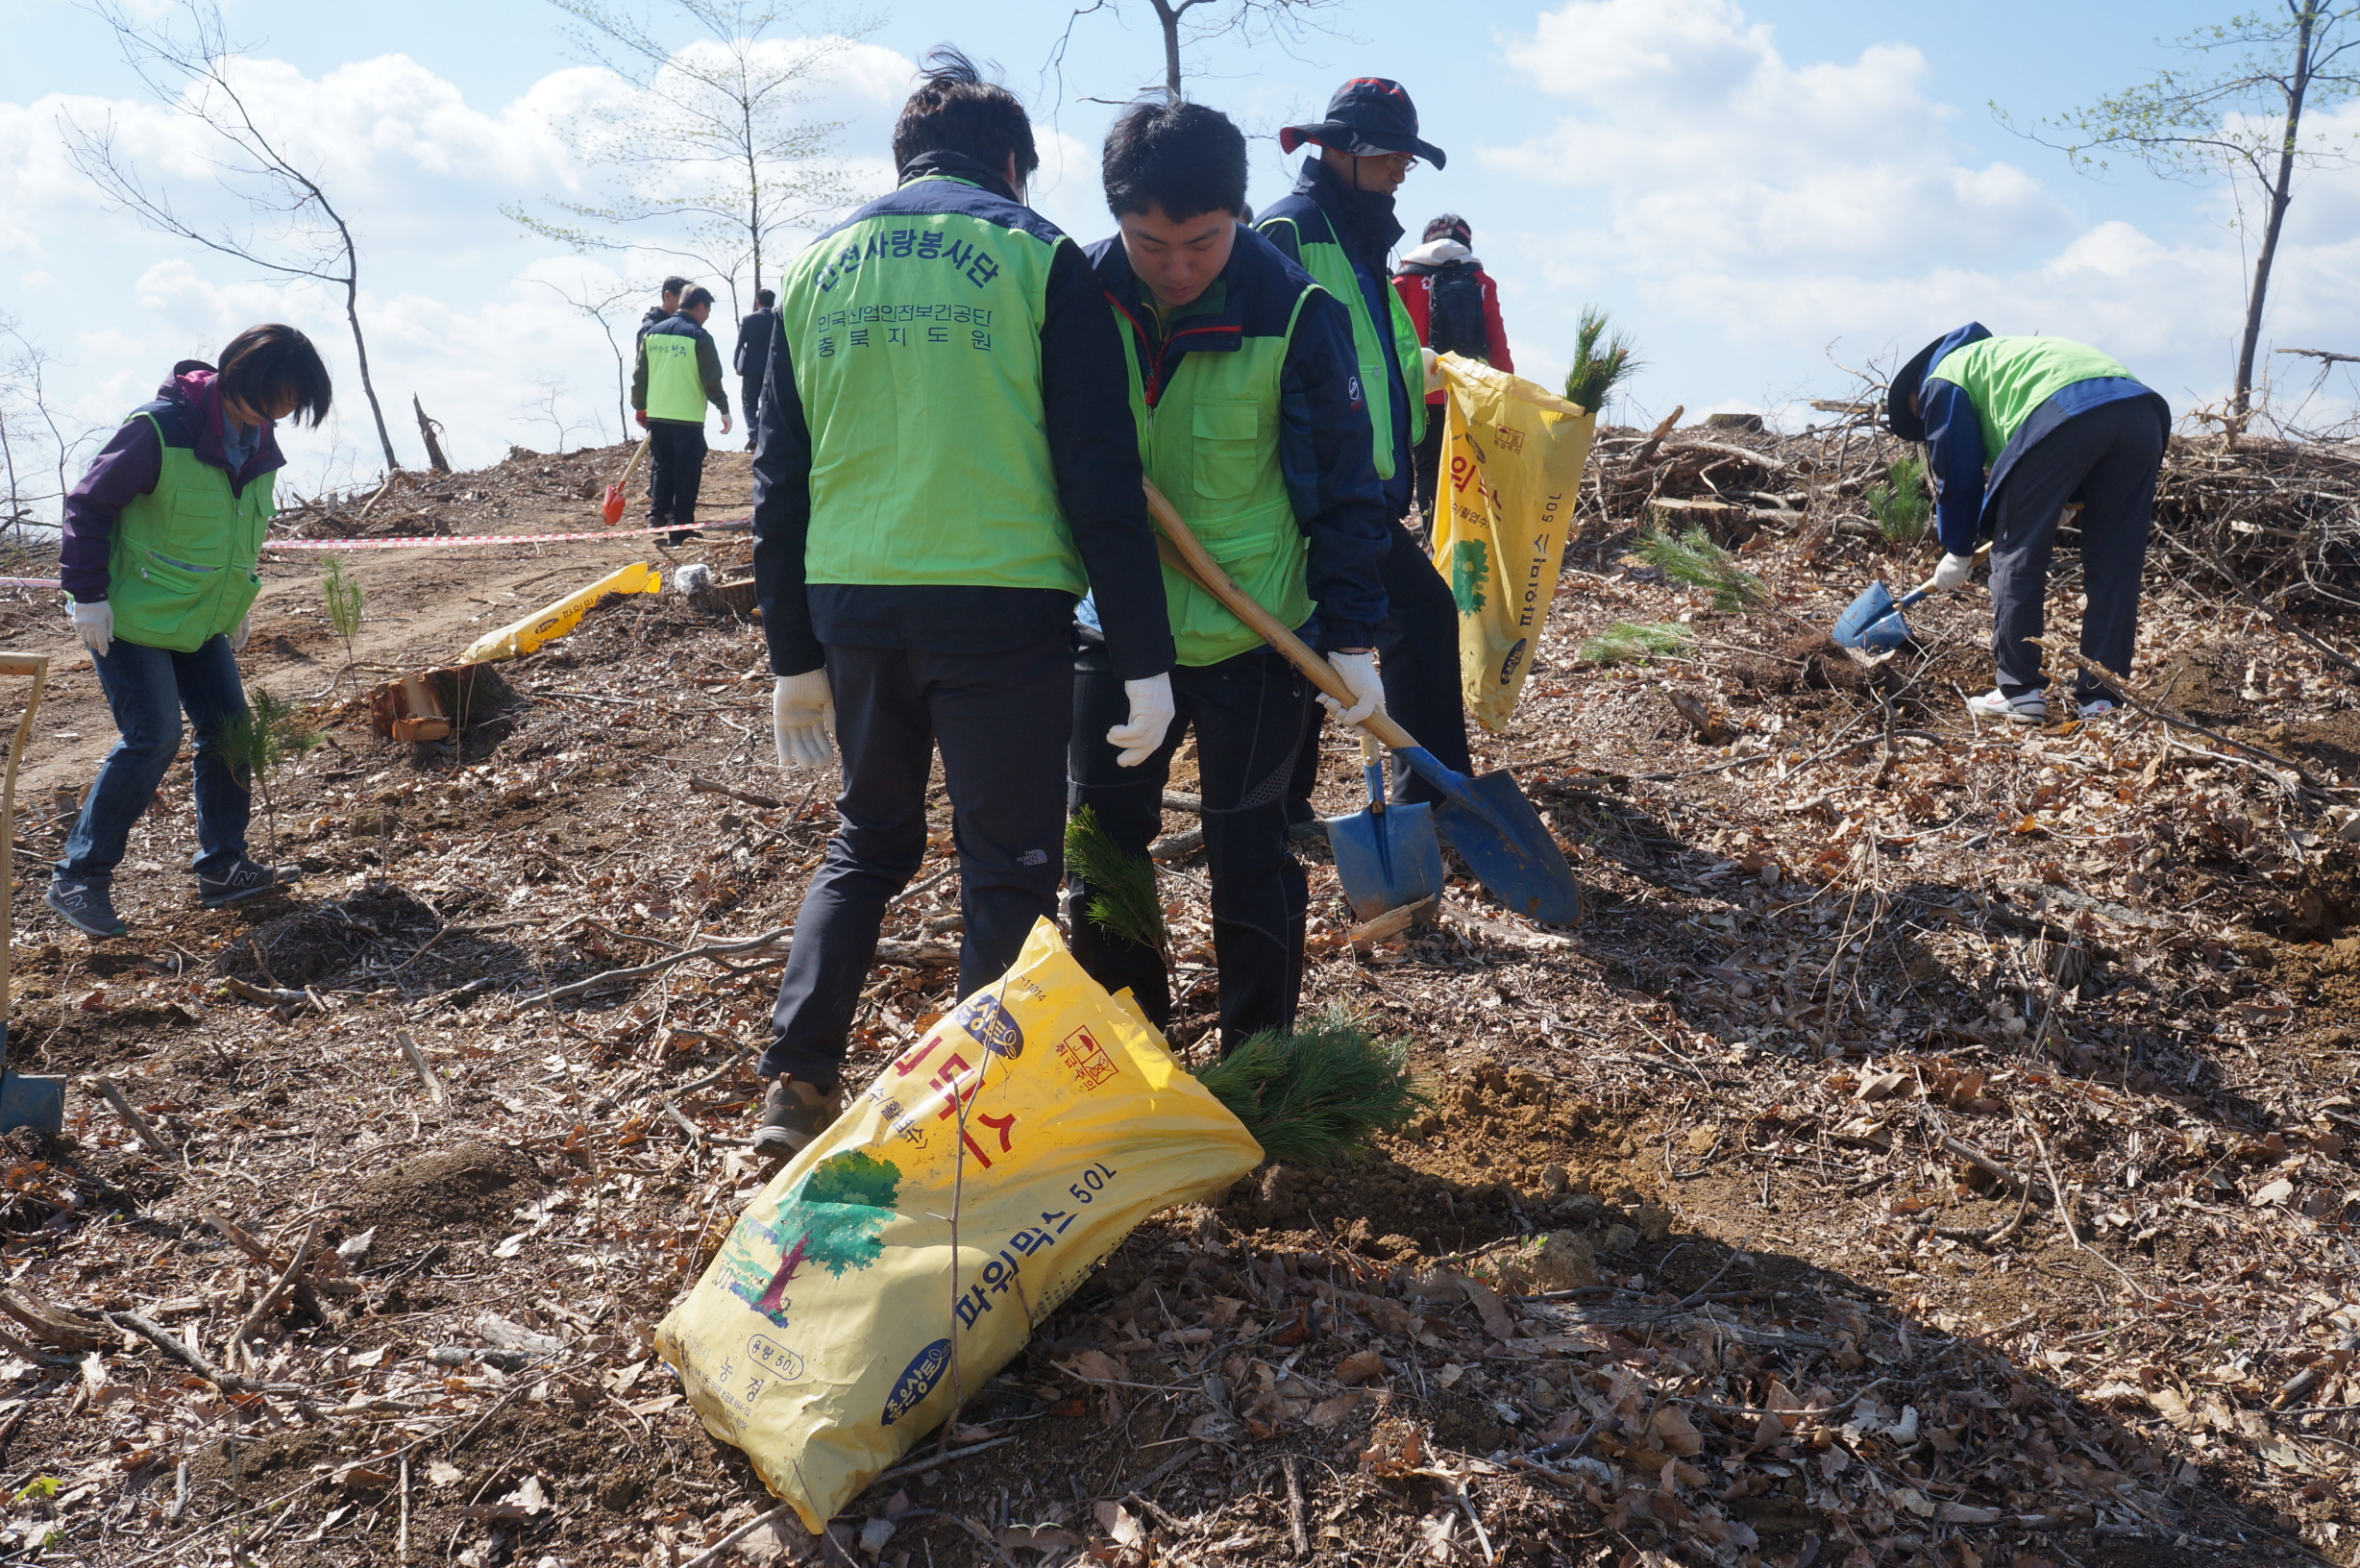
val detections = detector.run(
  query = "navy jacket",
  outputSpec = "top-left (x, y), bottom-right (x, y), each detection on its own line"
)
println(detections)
top-left (60, 362), bottom-right (285, 603)
top-left (1257, 159), bottom-right (1416, 516)
top-left (734, 308), bottom-right (774, 378)
top-left (1920, 322), bottom-right (2170, 556)
top-left (750, 151), bottom-right (1173, 682)
top-left (1085, 225), bottom-right (1389, 650)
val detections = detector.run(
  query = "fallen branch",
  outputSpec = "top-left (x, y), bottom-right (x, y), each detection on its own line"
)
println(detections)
top-left (678, 1504), bottom-right (797, 1568)
top-left (1939, 1134), bottom-right (2053, 1205)
top-left (85, 1076), bottom-right (178, 1155)
top-left (234, 1219), bottom-right (321, 1346)
top-left (106, 1311), bottom-right (311, 1399)
top-left (688, 774), bottom-right (784, 811)
top-left (206, 1213), bottom-right (327, 1321)
top-left (393, 1028), bottom-right (447, 1109)
top-left (1283, 1454), bottom-right (1311, 1559)
top-left (1629, 404), bottom-right (1684, 466)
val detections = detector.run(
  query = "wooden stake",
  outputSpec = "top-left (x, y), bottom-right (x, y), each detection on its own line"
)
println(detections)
top-left (393, 1029), bottom-right (448, 1109)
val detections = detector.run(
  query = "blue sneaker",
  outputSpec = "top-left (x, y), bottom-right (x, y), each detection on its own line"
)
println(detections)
top-left (46, 876), bottom-right (127, 938)
top-left (198, 860), bottom-right (303, 909)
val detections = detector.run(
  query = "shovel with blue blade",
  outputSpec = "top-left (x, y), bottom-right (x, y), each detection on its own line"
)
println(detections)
top-left (1833, 543), bottom-right (1989, 651)
top-left (0, 653), bottom-right (63, 1136)
top-left (1324, 730), bottom-right (1443, 923)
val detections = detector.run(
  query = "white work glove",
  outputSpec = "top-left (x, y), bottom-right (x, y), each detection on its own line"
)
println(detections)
top-left (1318, 650), bottom-right (1386, 728)
top-left (772, 671), bottom-right (834, 770)
top-left (229, 615), bottom-right (252, 652)
top-left (1420, 346), bottom-right (1442, 398)
top-left (1930, 552), bottom-right (1978, 592)
top-left (69, 600), bottom-right (112, 659)
top-left (1105, 673), bottom-right (1175, 768)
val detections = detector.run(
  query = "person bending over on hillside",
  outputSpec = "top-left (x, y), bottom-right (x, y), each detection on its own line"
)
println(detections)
top-left (48, 324), bottom-right (332, 940)
top-left (1393, 213), bottom-right (1512, 536)
top-left (1071, 98), bottom-right (1389, 1051)
top-left (746, 49), bottom-right (1175, 1160)
top-left (1887, 324), bottom-right (2169, 723)
top-left (632, 285), bottom-right (732, 546)
top-left (735, 287), bottom-right (776, 453)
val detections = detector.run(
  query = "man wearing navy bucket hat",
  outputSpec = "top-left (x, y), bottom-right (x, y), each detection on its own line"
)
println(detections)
top-left (1257, 79), bottom-right (1473, 820)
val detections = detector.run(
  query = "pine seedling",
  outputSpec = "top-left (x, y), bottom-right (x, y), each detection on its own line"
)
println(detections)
top-left (1636, 526), bottom-right (1765, 612)
top-left (1578, 620), bottom-right (1694, 666)
top-left (1064, 806), bottom-right (1166, 955)
top-left (1563, 306), bottom-right (1640, 413)
top-left (322, 556), bottom-right (363, 682)
top-left (218, 687), bottom-right (323, 860)
top-left (1194, 1005), bottom-right (1432, 1167)
top-left (1866, 457), bottom-right (1931, 546)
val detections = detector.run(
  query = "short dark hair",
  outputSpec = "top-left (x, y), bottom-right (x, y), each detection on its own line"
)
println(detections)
top-left (755, 288), bottom-right (775, 307)
top-left (661, 276), bottom-right (691, 296)
top-left (1423, 213), bottom-right (1471, 246)
top-left (1103, 98), bottom-right (1246, 222)
top-left (216, 324), bottom-right (332, 427)
top-left (892, 47), bottom-right (1038, 183)
top-left (680, 286), bottom-right (715, 310)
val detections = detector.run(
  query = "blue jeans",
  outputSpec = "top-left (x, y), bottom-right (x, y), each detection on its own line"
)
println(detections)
top-left (57, 634), bottom-right (251, 882)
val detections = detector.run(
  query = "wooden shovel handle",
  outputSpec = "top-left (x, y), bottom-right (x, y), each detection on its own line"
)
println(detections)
top-left (1909, 540), bottom-right (1993, 599)
top-left (1142, 481), bottom-right (1417, 751)
top-left (616, 433), bottom-right (651, 487)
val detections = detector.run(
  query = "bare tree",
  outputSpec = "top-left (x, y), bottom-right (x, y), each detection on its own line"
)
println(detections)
top-left (0, 318), bottom-right (104, 549)
top-left (525, 273), bottom-right (645, 440)
top-left (60, 0), bottom-right (404, 471)
top-left (506, 0), bottom-right (868, 317)
top-left (521, 378), bottom-right (602, 453)
top-left (1999, 2), bottom-right (2360, 416)
top-left (1048, 0), bottom-right (1344, 102)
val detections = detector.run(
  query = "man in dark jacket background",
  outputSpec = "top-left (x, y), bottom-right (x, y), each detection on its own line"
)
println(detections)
top-left (734, 288), bottom-right (775, 453)
top-left (638, 276), bottom-right (689, 344)
top-left (632, 285), bottom-right (732, 546)
top-left (1394, 213), bottom-right (1512, 533)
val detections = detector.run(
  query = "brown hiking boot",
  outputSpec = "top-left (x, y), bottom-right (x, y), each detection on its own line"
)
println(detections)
top-left (751, 1076), bottom-right (842, 1161)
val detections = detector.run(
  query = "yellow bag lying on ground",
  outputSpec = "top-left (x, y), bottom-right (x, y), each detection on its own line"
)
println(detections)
top-left (457, 561), bottom-right (659, 665)
top-left (655, 919), bottom-right (1263, 1533)
top-left (1429, 355), bottom-right (1599, 732)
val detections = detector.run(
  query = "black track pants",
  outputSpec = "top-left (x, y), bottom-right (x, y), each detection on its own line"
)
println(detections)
top-left (646, 420), bottom-right (706, 544)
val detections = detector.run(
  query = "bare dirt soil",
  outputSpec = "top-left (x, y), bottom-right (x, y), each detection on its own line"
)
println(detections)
top-left (3, 429), bottom-right (2356, 1568)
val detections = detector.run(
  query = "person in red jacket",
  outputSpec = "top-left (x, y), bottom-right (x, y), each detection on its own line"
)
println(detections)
top-left (1392, 214), bottom-right (1512, 533)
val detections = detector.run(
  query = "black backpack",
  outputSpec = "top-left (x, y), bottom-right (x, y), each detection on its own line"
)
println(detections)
top-left (1424, 261), bottom-right (1489, 363)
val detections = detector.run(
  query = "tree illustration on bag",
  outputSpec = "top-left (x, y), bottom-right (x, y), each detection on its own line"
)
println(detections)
top-left (725, 1149), bottom-right (903, 1329)
top-left (1450, 537), bottom-right (1490, 615)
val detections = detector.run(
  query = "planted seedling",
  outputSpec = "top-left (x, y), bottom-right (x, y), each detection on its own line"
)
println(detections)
top-left (1866, 456), bottom-right (1931, 546)
top-left (1579, 620), bottom-right (1694, 666)
top-left (321, 556), bottom-right (363, 686)
top-left (218, 687), bottom-right (322, 860)
top-left (1636, 526), bottom-right (1765, 612)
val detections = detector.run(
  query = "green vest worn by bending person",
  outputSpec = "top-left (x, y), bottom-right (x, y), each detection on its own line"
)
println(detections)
top-left (104, 409), bottom-right (272, 652)
top-left (1254, 206), bottom-right (1426, 480)
top-left (775, 169), bottom-right (1084, 596)
top-left (1108, 274), bottom-right (1318, 667)
top-left (1928, 337), bottom-right (2135, 469)
top-left (641, 322), bottom-right (714, 425)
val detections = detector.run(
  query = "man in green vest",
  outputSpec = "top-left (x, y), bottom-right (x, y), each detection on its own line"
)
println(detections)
top-left (1072, 98), bottom-right (1389, 1051)
top-left (48, 324), bottom-right (332, 939)
top-left (747, 50), bottom-right (1176, 1159)
top-left (1888, 323), bottom-right (2171, 723)
top-left (1256, 78), bottom-right (1472, 819)
top-left (632, 284), bottom-right (731, 546)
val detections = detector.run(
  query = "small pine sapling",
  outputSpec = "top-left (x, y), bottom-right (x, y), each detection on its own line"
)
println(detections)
top-left (1064, 806), bottom-right (1167, 957)
top-left (1563, 306), bottom-right (1640, 413)
top-left (1578, 620), bottom-right (1694, 666)
top-left (1866, 457), bottom-right (1931, 546)
top-left (1636, 526), bottom-right (1765, 612)
top-left (218, 687), bottom-right (322, 860)
top-left (1194, 1005), bottom-right (1432, 1167)
top-left (321, 556), bottom-right (363, 683)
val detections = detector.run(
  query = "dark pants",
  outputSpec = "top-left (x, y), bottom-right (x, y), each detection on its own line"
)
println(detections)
top-left (760, 638), bottom-right (1071, 1091)
top-left (647, 420), bottom-right (706, 544)
top-left (1411, 411), bottom-right (1446, 543)
top-left (58, 633), bottom-right (250, 883)
top-left (1987, 399), bottom-right (2165, 701)
top-left (739, 377), bottom-right (763, 451)
top-left (1287, 516), bottom-right (1472, 818)
top-left (1070, 641), bottom-right (1314, 1052)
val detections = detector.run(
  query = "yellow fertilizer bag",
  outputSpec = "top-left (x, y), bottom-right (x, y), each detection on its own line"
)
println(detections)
top-left (655, 919), bottom-right (1262, 1534)
top-left (1429, 355), bottom-right (1599, 732)
top-left (457, 560), bottom-right (659, 665)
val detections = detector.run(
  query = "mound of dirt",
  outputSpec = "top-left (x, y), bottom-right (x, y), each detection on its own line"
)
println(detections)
top-left (346, 1139), bottom-right (541, 1256)
top-left (211, 886), bottom-right (442, 988)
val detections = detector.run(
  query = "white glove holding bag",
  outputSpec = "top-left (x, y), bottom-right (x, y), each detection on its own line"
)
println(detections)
top-left (1420, 346), bottom-right (1443, 398)
top-left (229, 615), bottom-right (252, 652)
top-left (1317, 650), bottom-right (1386, 727)
top-left (773, 671), bottom-right (834, 770)
top-left (1105, 673), bottom-right (1175, 768)
top-left (69, 600), bottom-right (112, 659)
top-left (1930, 552), bottom-right (1979, 592)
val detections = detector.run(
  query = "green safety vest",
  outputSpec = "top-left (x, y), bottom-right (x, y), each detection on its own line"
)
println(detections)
top-left (1928, 337), bottom-right (2134, 463)
top-left (642, 326), bottom-right (711, 424)
top-left (1115, 289), bottom-right (1317, 667)
top-left (87, 411), bottom-right (271, 652)
top-left (1254, 211), bottom-right (1426, 478)
top-left (777, 176), bottom-right (1083, 595)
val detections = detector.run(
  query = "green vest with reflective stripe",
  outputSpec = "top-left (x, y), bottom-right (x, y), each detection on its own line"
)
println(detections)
top-left (1929, 337), bottom-right (2134, 463)
top-left (1254, 216), bottom-right (1426, 477)
top-left (778, 178), bottom-right (1083, 595)
top-left (643, 326), bottom-right (710, 423)
top-left (94, 412), bottom-right (271, 652)
top-left (1117, 292), bottom-right (1316, 668)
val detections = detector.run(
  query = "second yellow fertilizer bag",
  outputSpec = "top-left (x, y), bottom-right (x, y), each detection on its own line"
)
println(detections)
top-left (656, 919), bottom-right (1263, 1533)
top-left (1429, 355), bottom-right (1599, 732)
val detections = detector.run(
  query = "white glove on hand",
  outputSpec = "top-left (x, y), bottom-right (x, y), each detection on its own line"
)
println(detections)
top-left (1420, 346), bottom-right (1443, 397)
top-left (229, 615), bottom-right (252, 652)
top-left (69, 600), bottom-right (112, 659)
top-left (1930, 552), bottom-right (1978, 592)
top-left (773, 671), bottom-right (834, 770)
top-left (1317, 650), bottom-right (1386, 728)
top-left (1105, 673), bottom-right (1175, 768)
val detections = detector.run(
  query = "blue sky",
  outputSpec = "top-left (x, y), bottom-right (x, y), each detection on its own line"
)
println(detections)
top-left (6, 0), bottom-right (2358, 499)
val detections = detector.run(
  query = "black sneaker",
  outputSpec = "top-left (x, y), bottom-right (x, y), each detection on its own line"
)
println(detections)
top-left (198, 860), bottom-right (304, 909)
top-left (46, 876), bottom-right (127, 938)
top-left (665, 528), bottom-right (702, 547)
top-left (751, 1075), bottom-right (843, 1161)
